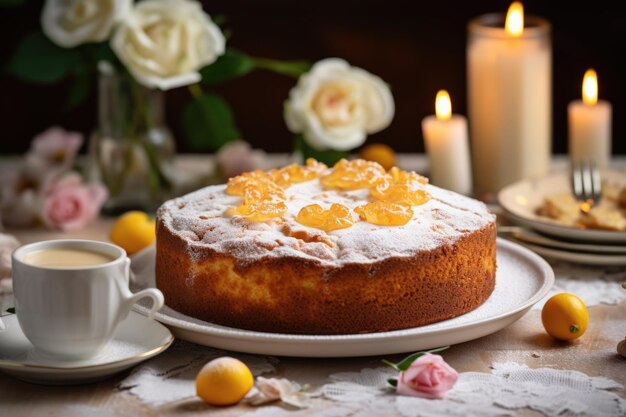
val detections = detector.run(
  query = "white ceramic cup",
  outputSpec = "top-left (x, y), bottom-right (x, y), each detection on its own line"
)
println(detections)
top-left (12, 239), bottom-right (164, 360)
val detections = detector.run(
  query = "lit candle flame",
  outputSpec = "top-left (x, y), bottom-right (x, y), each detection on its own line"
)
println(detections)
top-left (582, 69), bottom-right (598, 105)
top-left (435, 90), bottom-right (452, 121)
top-left (505, 2), bottom-right (524, 36)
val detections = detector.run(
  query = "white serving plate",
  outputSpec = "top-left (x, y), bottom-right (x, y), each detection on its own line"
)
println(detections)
top-left (133, 239), bottom-right (553, 357)
top-left (0, 311), bottom-right (173, 385)
top-left (498, 170), bottom-right (626, 243)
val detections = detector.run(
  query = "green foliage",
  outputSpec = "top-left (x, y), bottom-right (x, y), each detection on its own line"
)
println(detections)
top-left (200, 49), bottom-right (310, 84)
top-left (254, 57), bottom-right (311, 78)
top-left (382, 346), bottom-right (450, 372)
top-left (0, 0), bottom-right (26, 7)
top-left (64, 66), bottom-right (92, 111)
top-left (7, 27), bottom-right (312, 152)
top-left (294, 135), bottom-right (348, 166)
top-left (182, 92), bottom-right (240, 151)
top-left (94, 43), bottom-right (117, 64)
top-left (200, 49), bottom-right (255, 84)
top-left (6, 31), bottom-right (81, 83)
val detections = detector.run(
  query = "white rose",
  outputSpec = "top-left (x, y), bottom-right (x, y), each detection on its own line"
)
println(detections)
top-left (42, 0), bottom-right (131, 48)
top-left (285, 58), bottom-right (394, 151)
top-left (111, 0), bottom-right (225, 90)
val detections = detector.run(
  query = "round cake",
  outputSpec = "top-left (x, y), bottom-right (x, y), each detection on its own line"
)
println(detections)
top-left (156, 159), bottom-right (496, 335)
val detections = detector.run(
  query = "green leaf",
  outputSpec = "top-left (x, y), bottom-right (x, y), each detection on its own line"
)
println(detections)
top-left (382, 359), bottom-right (400, 371)
top-left (254, 58), bottom-right (311, 78)
top-left (0, 0), bottom-right (26, 7)
top-left (6, 31), bottom-right (81, 83)
top-left (387, 378), bottom-right (398, 388)
top-left (64, 66), bottom-right (92, 111)
top-left (6, 308), bottom-right (15, 314)
top-left (200, 49), bottom-right (255, 84)
top-left (182, 92), bottom-right (240, 151)
top-left (393, 346), bottom-right (450, 371)
top-left (212, 14), bottom-right (228, 26)
top-left (295, 135), bottom-right (348, 167)
top-left (94, 43), bottom-right (117, 64)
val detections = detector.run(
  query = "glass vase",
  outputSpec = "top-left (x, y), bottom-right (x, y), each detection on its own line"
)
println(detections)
top-left (89, 63), bottom-right (176, 214)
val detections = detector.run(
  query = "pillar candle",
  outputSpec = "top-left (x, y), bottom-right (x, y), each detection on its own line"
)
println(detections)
top-left (422, 90), bottom-right (472, 195)
top-left (467, 2), bottom-right (551, 196)
top-left (568, 69), bottom-right (612, 167)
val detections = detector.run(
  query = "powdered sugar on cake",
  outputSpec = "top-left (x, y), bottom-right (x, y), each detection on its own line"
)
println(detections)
top-left (158, 177), bottom-right (495, 266)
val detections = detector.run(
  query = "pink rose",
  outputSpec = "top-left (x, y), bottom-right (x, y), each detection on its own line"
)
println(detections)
top-left (396, 354), bottom-right (458, 399)
top-left (26, 127), bottom-right (83, 172)
top-left (216, 140), bottom-right (267, 179)
top-left (0, 233), bottom-right (20, 280)
top-left (41, 174), bottom-right (108, 231)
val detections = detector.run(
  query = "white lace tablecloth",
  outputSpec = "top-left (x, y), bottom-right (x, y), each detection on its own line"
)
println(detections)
top-left (116, 261), bottom-right (626, 416)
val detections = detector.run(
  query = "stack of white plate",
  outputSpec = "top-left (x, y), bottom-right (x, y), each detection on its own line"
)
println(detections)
top-left (497, 171), bottom-right (626, 266)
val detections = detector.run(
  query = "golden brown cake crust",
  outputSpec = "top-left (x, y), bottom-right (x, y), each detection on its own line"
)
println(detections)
top-left (156, 219), bottom-right (496, 335)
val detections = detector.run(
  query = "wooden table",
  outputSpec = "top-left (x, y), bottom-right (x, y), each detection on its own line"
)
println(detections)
top-left (1, 219), bottom-right (625, 417)
top-left (2, 155), bottom-right (626, 416)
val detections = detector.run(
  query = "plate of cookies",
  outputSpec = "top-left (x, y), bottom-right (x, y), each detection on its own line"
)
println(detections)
top-left (498, 170), bottom-right (626, 243)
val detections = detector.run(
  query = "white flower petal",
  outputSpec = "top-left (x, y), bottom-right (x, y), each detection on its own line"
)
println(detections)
top-left (110, 0), bottom-right (225, 90)
top-left (284, 57), bottom-right (394, 151)
top-left (42, 0), bottom-right (131, 48)
top-left (247, 377), bottom-right (310, 409)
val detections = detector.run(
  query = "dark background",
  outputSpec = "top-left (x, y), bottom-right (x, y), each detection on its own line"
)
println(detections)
top-left (1, 0), bottom-right (625, 155)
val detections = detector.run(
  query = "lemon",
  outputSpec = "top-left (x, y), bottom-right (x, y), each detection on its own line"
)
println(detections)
top-left (359, 143), bottom-right (397, 171)
top-left (196, 357), bottom-right (254, 406)
top-left (109, 211), bottom-right (156, 255)
top-left (541, 293), bottom-right (589, 341)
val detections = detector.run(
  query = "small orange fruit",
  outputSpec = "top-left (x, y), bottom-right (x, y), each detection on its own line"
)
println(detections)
top-left (109, 211), bottom-right (156, 255)
top-left (541, 293), bottom-right (589, 341)
top-left (359, 143), bottom-right (397, 171)
top-left (196, 357), bottom-right (254, 406)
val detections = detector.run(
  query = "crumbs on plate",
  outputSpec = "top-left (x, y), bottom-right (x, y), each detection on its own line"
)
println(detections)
top-left (536, 184), bottom-right (626, 231)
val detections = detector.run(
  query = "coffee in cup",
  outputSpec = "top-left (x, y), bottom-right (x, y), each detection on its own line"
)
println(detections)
top-left (21, 248), bottom-right (115, 268)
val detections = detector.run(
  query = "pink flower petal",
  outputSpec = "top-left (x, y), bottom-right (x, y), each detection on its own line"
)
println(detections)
top-left (395, 354), bottom-right (458, 399)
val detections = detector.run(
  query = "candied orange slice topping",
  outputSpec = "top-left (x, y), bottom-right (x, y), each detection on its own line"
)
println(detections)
top-left (226, 170), bottom-right (286, 196)
top-left (354, 201), bottom-right (414, 226)
top-left (273, 158), bottom-right (328, 184)
top-left (370, 167), bottom-right (430, 206)
top-left (371, 181), bottom-right (430, 206)
top-left (371, 177), bottom-right (429, 206)
top-left (227, 199), bottom-right (286, 222)
top-left (295, 203), bottom-right (354, 231)
top-left (388, 167), bottom-right (428, 185)
top-left (320, 159), bottom-right (386, 190)
top-left (227, 181), bottom-right (286, 222)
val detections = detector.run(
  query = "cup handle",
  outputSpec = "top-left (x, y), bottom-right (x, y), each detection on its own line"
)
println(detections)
top-left (119, 258), bottom-right (164, 320)
top-left (125, 288), bottom-right (165, 319)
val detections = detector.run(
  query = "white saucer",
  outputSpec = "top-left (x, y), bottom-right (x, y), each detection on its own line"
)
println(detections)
top-left (0, 311), bottom-right (174, 385)
top-left (133, 239), bottom-right (554, 357)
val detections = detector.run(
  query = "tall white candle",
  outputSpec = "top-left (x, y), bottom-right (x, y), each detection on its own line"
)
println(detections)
top-left (467, 2), bottom-right (551, 196)
top-left (568, 69), bottom-right (612, 167)
top-left (422, 90), bottom-right (472, 195)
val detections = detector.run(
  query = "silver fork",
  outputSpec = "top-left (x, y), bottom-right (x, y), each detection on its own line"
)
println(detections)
top-left (570, 159), bottom-right (602, 213)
